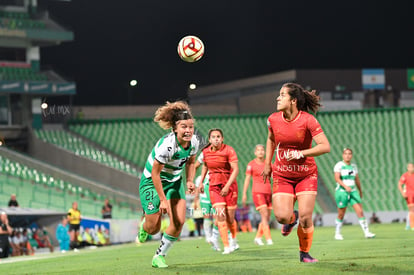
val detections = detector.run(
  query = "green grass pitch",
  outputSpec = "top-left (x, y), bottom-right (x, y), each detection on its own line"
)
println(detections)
top-left (1, 223), bottom-right (413, 274)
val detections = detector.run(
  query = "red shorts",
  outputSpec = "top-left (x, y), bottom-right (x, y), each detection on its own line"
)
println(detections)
top-left (209, 183), bottom-right (238, 209)
top-left (405, 195), bottom-right (414, 206)
top-left (252, 192), bottom-right (272, 210)
top-left (272, 173), bottom-right (318, 197)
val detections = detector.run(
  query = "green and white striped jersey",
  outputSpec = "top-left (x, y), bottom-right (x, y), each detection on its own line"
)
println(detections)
top-left (334, 161), bottom-right (358, 188)
top-left (143, 132), bottom-right (201, 183)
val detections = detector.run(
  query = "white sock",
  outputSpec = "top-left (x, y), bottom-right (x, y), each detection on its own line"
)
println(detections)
top-left (359, 217), bottom-right (369, 233)
top-left (335, 218), bottom-right (343, 234)
top-left (203, 218), bottom-right (212, 241)
top-left (407, 212), bottom-right (410, 228)
top-left (155, 234), bottom-right (177, 257)
top-left (212, 226), bottom-right (219, 242)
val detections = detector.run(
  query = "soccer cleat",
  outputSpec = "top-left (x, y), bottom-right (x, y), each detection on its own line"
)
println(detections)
top-left (254, 238), bottom-right (264, 246)
top-left (334, 233), bottom-right (344, 240)
top-left (222, 246), bottom-right (233, 255)
top-left (210, 237), bottom-right (221, 251)
top-left (137, 218), bottom-right (149, 243)
top-left (266, 239), bottom-right (274, 245)
top-left (365, 232), bottom-right (376, 238)
top-left (152, 255), bottom-right (168, 268)
top-left (300, 251), bottom-right (318, 263)
top-left (230, 237), bottom-right (240, 251)
top-left (281, 210), bottom-right (299, 236)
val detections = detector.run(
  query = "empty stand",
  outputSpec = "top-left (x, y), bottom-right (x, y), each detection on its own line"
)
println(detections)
top-left (34, 129), bottom-right (141, 177)
top-left (0, 155), bottom-right (138, 219)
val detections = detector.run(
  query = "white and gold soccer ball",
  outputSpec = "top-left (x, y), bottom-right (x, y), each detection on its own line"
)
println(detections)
top-left (177, 35), bottom-right (205, 62)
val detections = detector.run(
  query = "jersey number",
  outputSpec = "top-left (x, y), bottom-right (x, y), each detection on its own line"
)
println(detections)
top-left (145, 190), bottom-right (154, 201)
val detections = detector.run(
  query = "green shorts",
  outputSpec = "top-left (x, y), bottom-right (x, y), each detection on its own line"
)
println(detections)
top-left (199, 184), bottom-right (214, 216)
top-left (139, 176), bottom-right (186, 215)
top-left (200, 199), bottom-right (214, 216)
top-left (335, 187), bottom-right (362, 208)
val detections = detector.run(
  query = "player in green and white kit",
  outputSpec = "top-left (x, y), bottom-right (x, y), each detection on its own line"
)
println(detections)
top-left (334, 148), bottom-right (375, 240)
top-left (137, 101), bottom-right (201, 268)
top-left (194, 152), bottom-right (221, 251)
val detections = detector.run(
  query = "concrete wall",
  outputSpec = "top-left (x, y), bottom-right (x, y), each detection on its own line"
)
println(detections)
top-left (72, 105), bottom-right (158, 119)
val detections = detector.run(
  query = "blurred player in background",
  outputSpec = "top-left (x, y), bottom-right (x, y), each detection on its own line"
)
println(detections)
top-left (199, 128), bottom-right (239, 254)
top-left (137, 101), bottom-right (201, 268)
top-left (194, 152), bottom-right (221, 251)
top-left (263, 83), bottom-right (330, 263)
top-left (242, 144), bottom-right (273, 245)
top-left (333, 148), bottom-right (375, 240)
top-left (398, 162), bottom-right (414, 230)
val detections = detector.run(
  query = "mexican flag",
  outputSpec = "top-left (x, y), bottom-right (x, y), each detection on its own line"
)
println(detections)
top-left (407, 69), bottom-right (414, 89)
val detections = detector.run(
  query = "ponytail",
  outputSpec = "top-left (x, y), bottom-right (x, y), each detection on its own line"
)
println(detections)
top-left (283, 83), bottom-right (321, 114)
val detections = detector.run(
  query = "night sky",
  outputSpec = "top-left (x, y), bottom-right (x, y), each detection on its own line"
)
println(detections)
top-left (40, 1), bottom-right (413, 106)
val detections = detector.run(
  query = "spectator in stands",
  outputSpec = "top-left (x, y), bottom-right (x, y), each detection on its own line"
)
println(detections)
top-left (103, 228), bottom-right (110, 245)
top-left (56, 216), bottom-right (70, 253)
top-left (12, 230), bottom-right (26, 256)
top-left (0, 212), bottom-right (12, 258)
top-left (95, 227), bottom-right (107, 246)
top-left (33, 227), bottom-right (54, 252)
top-left (313, 212), bottom-right (323, 227)
top-left (101, 198), bottom-right (113, 219)
top-left (68, 201), bottom-right (81, 249)
top-left (10, 229), bottom-right (21, 256)
top-left (27, 228), bottom-right (38, 251)
top-left (369, 212), bottom-right (381, 224)
top-left (78, 227), bottom-right (94, 247)
top-left (8, 194), bottom-right (19, 207)
top-left (22, 228), bottom-right (35, 255)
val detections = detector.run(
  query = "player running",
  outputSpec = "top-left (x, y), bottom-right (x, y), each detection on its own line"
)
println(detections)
top-left (137, 101), bottom-right (201, 268)
top-left (242, 144), bottom-right (273, 246)
top-left (194, 152), bottom-right (221, 251)
top-left (333, 148), bottom-right (375, 240)
top-left (398, 162), bottom-right (414, 230)
top-left (199, 128), bottom-right (239, 254)
top-left (263, 83), bottom-right (331, 263)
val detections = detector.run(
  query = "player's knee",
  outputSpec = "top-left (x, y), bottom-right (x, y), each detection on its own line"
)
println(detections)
top-left (172, 218), bottom-right (185, 230)
top-left (299, 216), bottom-right (313, 228)
top-left (146, 225), bottom-right (160, 235)
top-left (275, 215), bottom-right (290, 224)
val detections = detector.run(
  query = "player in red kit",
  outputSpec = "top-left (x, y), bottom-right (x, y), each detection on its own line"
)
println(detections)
top-left (199, 128), bottom-right (239, 254)
top-left (398, 163), bottom-right (414, 230)
top-left (263, 83), bottom-right (330, 263)
top-left (242, 144), bottom-right (273, 245)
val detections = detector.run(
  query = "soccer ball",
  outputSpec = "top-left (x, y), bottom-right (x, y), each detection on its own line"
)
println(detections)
top-left (177, 35), bottom-right (204, 62)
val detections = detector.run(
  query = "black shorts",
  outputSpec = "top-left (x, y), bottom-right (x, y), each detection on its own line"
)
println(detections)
top-left (69, 224), bottom-right (80, 232)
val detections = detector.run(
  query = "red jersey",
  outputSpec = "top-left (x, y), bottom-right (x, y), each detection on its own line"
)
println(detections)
top-left (202, 144), bottom-right (238, 186)
top-left (267, 111), bottom-right (324, 178)
top-left (400, 172), bottom-right (414, 196)
top-left (246, 159), bottom-right (271, 194)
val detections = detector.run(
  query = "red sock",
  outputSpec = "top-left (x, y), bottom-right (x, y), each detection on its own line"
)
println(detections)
top-left (410, 212), bottom-right (414, 229)
top-left (256, 223), bottom-right (263, 238)
top-left (227, 220), bottom-right (238, 239)
top-left (218, 221), bottom-right (229, 247)
top-left (263, 224), bottom-right (271, 240)
top-left (297, 224), bottom-right (314, 253)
